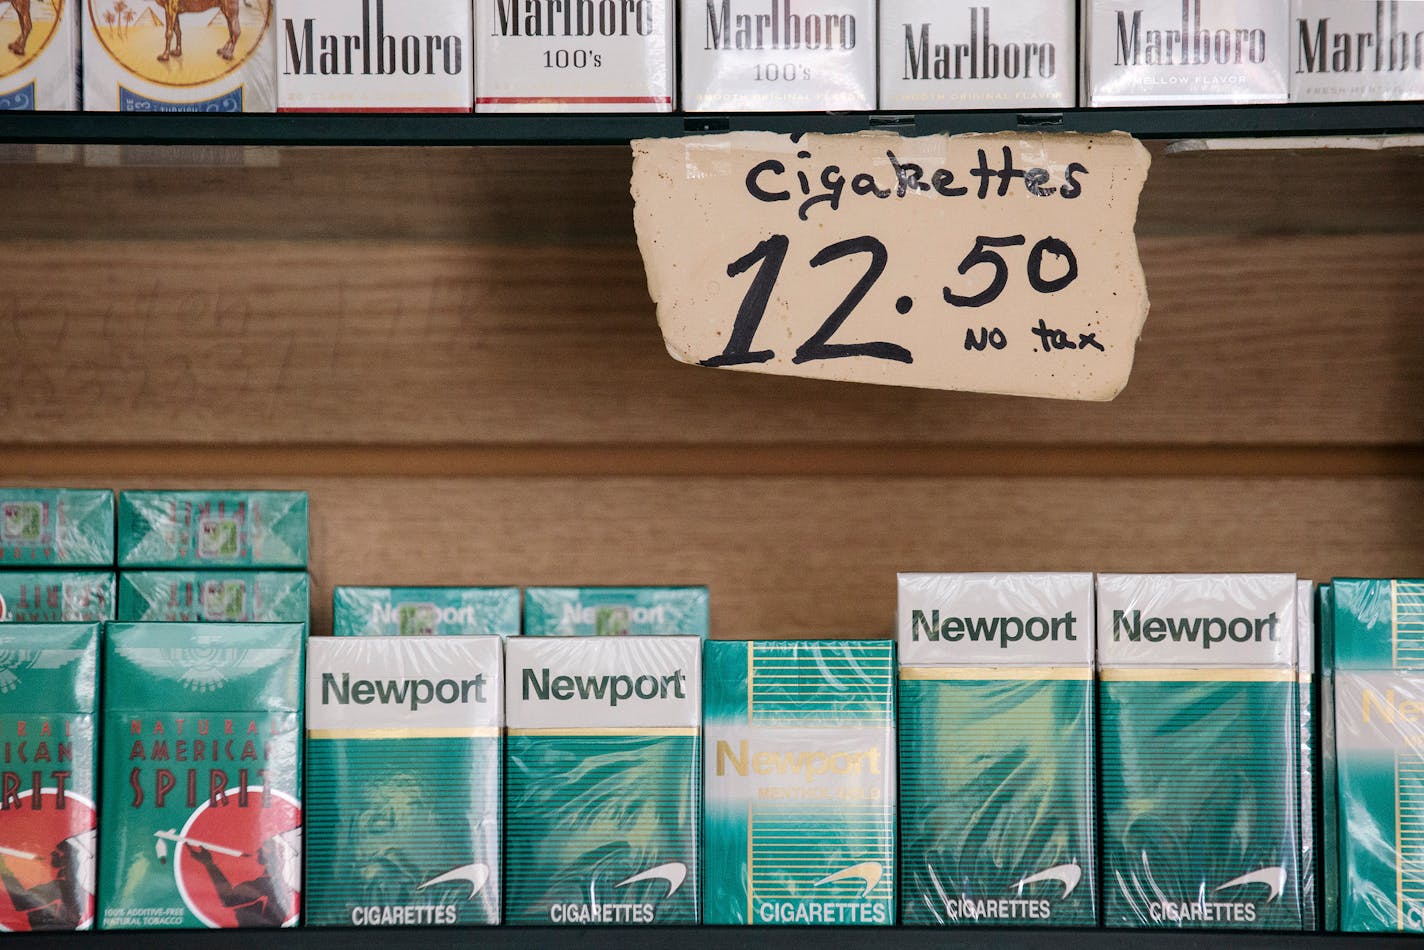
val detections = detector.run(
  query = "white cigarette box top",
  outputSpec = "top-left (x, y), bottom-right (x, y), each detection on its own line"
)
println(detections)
top-left (1291, 0), bottom-right (1424, 102)
top-left (0, 0), bottom-right (78, 109)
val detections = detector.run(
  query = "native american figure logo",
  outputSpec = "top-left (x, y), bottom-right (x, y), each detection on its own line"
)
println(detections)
top-left (0, 0), bottom-right (60, 78)
top-left (0, 791), bottom-right (97, 932)
top-left (87, 0), bottom-right (268, 86)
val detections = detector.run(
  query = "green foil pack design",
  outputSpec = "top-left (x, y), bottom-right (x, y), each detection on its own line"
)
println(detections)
top-left (118, 492), bottom-right (308, 569)
top-left (0, 624), bottom-right (99, 932)
top-left (0, 489), bottom-right (114, 567)
top-left (703, 640), bottom-right (895, 926)
top-left (0, 573), bottom-right (115, 624)
top-left (523, 587), bottom-right (709, 637)
top-left (98, 623), bottom-right (304, 930)
top-left (119, 573), bottom-right (310, 624)
top-left (333, 587), bottom-right (518, 637)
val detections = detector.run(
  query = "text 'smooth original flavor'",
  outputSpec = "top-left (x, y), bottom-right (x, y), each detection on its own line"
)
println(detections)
top-left (0, 625), bottom-right (98, 932)
top-left (0, 573), bottom-right (115, 624)
top-left (1097, 573), bottom-right (1303, 930)
top-left (522, 587), bottom-right (709, 637)
top-left (119, 572), bottom-right (310, 624)
top-left (703, 639), bottom-right (894, 926)
top-left (680, 0), bottom-right (877, 111)
top-left (504, 636), bottom-right (701, 925)
top-left (0, 490), bottom-right (112, 567)
top-left (98, 623), bottom-right (304, 930)
top-left (476, 0), bottom-right (675, 112)
top-left (879, 0), bottom-right (1075, 110)
top-left (896, 573), bottom-right (1096, 927)
top-left (118, 492), bottom-right (307, 569)
top-left (1291, 0), bottom-right (1424, 102)
top-left (332, 587), bottom-right (519, 638)
top-left (0, 0), bottom-right (77, 108)
top-left (1331, 577), bottom-right (1424, 932)
top-left (305, 637), bottom-right (502, 926)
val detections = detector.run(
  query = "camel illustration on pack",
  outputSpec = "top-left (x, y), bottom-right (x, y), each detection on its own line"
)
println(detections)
top-left (2, 0), bottom-right (33, 56)
top-left (156, 0), bottom-right (239, 62)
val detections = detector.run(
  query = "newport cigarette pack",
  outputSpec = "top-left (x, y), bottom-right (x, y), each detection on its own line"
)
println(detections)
top-left (333, 587), bottom-right (518, 638)
top-left (523, 587), bottom-right (708, 637)
top-left (0, 490), bottom-right (112, 567)
top-left (1292, 1), bottom-right (1424, 102)
top-left (0, 0), bottom-right (78, 108)
top-left (305, 637), bottom-right (502, 926)
top-left (98, 623), bottom-right (304, 930)
top-left (1097, 573), bottom-right (1303, 929)
top-left (1297, 580), bottom-right (1318, 929)
top-left (0, 573), bottom-right (114, 624)
top-left (897, 573), bottom-right (1096, 927)
top-left (118, 492), bottom-right (307, 569)
top-left (119, 572), bottom-right (310, 624)
top-left (504, 636), bottom-right (700, 924)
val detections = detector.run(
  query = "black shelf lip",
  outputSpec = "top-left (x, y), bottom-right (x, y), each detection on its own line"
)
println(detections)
top-left (1, 102), bottom-right (1422, 146)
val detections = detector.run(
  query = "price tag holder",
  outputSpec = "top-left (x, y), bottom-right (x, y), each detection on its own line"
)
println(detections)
top-left (631, 131), bottom-right (1151, 401)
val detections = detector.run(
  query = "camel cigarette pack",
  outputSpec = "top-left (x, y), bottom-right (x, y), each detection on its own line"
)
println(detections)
top-left (523, 587), bottom-right (709, 637)
top-left (0, 624), bottom-right (98, 932)
top-left (119, 572), bottom-right (310, 624)
top-left (1331, 578), bottom-right (1424, 932)
top-left (879, 1), bottom-right (1075, 110)
top-left (1097, 573), bottom-right (1303, 930)
top-left (118, 492), bottom-right (307, 569)
top-left (897, 573), bottom-right (1096, 927)
top-left (0, 0), bottom-right (78, 108)
top-left (504, 636), bottom-right (701, 925)
top-left (703, 639), bottom-right (894, 926)
top-left (475, 0), bottom-right (675, 112)
top-left (1292, 1), bottom-right (1424, 102)
top-left (680, 0), bottom-right (877, 111)
top-left (83, 0), bottom-right (275, 113)
top-left (278, 0), bottom-right (473, 111)
top-left (1082, 0), bottom-right (1289, 106)
top-left (98, 623), bottom-right (304, 930)
top-left (333, 587), bottom-right (519, 638)
top-left (0, 573), bottom-right (114, 624)
top-left (1297, 580), bottom-right (1317, 929)
top-left (305, 637), bottom-right (502, 926)
top-left (0, 490), bottom-right (112, 567)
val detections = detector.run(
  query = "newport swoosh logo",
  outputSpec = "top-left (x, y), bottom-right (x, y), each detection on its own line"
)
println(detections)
top-left (1215, 867), bottom-right (1287, 902)
top-left (814, 862), bottom-right (884, 898)
top-left (1011, 863), bottom-right (1082, 898)
top-left (417, 862), bottom-right (490, 899)
top-left (616, 862), bottom-right (687, 897)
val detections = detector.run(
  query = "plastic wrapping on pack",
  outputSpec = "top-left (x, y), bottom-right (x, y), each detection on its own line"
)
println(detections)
top-left (1291, 0), bottom-right (1424, 102)
top-left (703, 639), bottom-right (895, 926)
top-left (119, 572), bottom-right (309, 624)
top-left (98, 623), bottom-right (304, 930)
top-left (0, 572), bottom-right (114, 624)
top-left (333, 587), bottom-right (518, 637)
top-left (0, 624), bottom-right (98, 932)
top-left (523, 587), bottom-right (708, 637)
top-left (305, 637), bottom-right (502, 926)
top-left (896, 573), bottom-right (1095, 927)
top-left (118, 492), bottom-right (308, 569)
top-left (0, 490), bottom-right (113, 567)
top-left (1096, 573), bottom-right (1304, 930)
top-left (503, 636), bottom-right (701, 925)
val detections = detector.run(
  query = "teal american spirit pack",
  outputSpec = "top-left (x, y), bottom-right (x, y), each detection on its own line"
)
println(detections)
top-left (306, 637), bottom-right (502, 926)
top-left (333, 587), bottom-right (519, 637)
top-left (523, 587), bottom-right (709, 637)
top-left (504, 636), bottom-right (701, 924)
top-left (119, 573), bottom-right (310, 624)
top-left (0, 574), bottom-right (114, 624)
top-left (703, 640), bottom-right (895, 926)
top-left (1297, 580), bottom-right (1318, 930)
top-left (897, 573), bottom-right (1096, 927)
top-left (118, 492), bottom-right (308, 569)
top-left (0, 625), bottom-right (99, 932)
top-left (1097, 573), bottom-right (1303, 930)
top-left (98, 623), bottom-right (304, 930)
top-left (0, 490), bottom-right (113, 567)
top-left (1331, 577), bottom-right (1424, 932)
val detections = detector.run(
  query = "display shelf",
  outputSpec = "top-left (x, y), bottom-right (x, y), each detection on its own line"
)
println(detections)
top-left (1, 102), bottom-right (1422, 145)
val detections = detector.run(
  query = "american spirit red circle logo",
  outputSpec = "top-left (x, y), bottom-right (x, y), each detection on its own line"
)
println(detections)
top-left (170, 786), bottom-right (300, 929)
top-left (0, 789), bottom-right (96, 932)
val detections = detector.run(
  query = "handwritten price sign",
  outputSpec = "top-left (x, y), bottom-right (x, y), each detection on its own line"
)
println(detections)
top-left (631, 131), bottom-right (1151, 401)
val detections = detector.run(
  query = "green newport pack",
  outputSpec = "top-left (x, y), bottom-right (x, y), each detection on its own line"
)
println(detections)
top-left (306, 637), bottom-right (502, 926)
top-left (0, 490), bottom-right (113, 567)
top-left (1297, 580), bottom-right (1318, 930)
top-left (118, 492), bottom-right (308, 569)
top-left (504, 636), bottom-right (701, 925)
top-left (119, 573), bottom-right (310, 624)
top-left (896, 573), bottom-right (1096, 927)
top-left (704, 639), bottom-right (895, 927)
top-left (1097, 573), bottom-right (1303, 930)
top-left (523, 588), bottom-right (709, 637)
top-left (1331, 577), bottom-right (1424, 932)
top-left (333, 587), bottom-right (519, 637)
top-left (0, 573), bottom-right (114, 624)
top-left (99, 623), bottom-right (304, 930)
top-left (0, 625), bottom-right (99, 932)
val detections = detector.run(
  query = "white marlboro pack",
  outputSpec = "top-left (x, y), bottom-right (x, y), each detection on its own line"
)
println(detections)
top-left (475, 0), bottom-right (675, 112)
top-left (880, 1), bottom-right (1075, 110)
top-left (279, 0), bottom-right (473, 111)
top-left (0, 0), bottom-right (78, 109)
top-left (84, 0), bottom-right (275, 110)
top-left (1292, 0), bottom-right (1424, 102)
top-left (680, 0), bottom-right (877, 111)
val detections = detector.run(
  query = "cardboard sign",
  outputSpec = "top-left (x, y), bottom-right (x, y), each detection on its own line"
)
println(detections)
top-left (631, 131), bottom-right (1151, 401)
